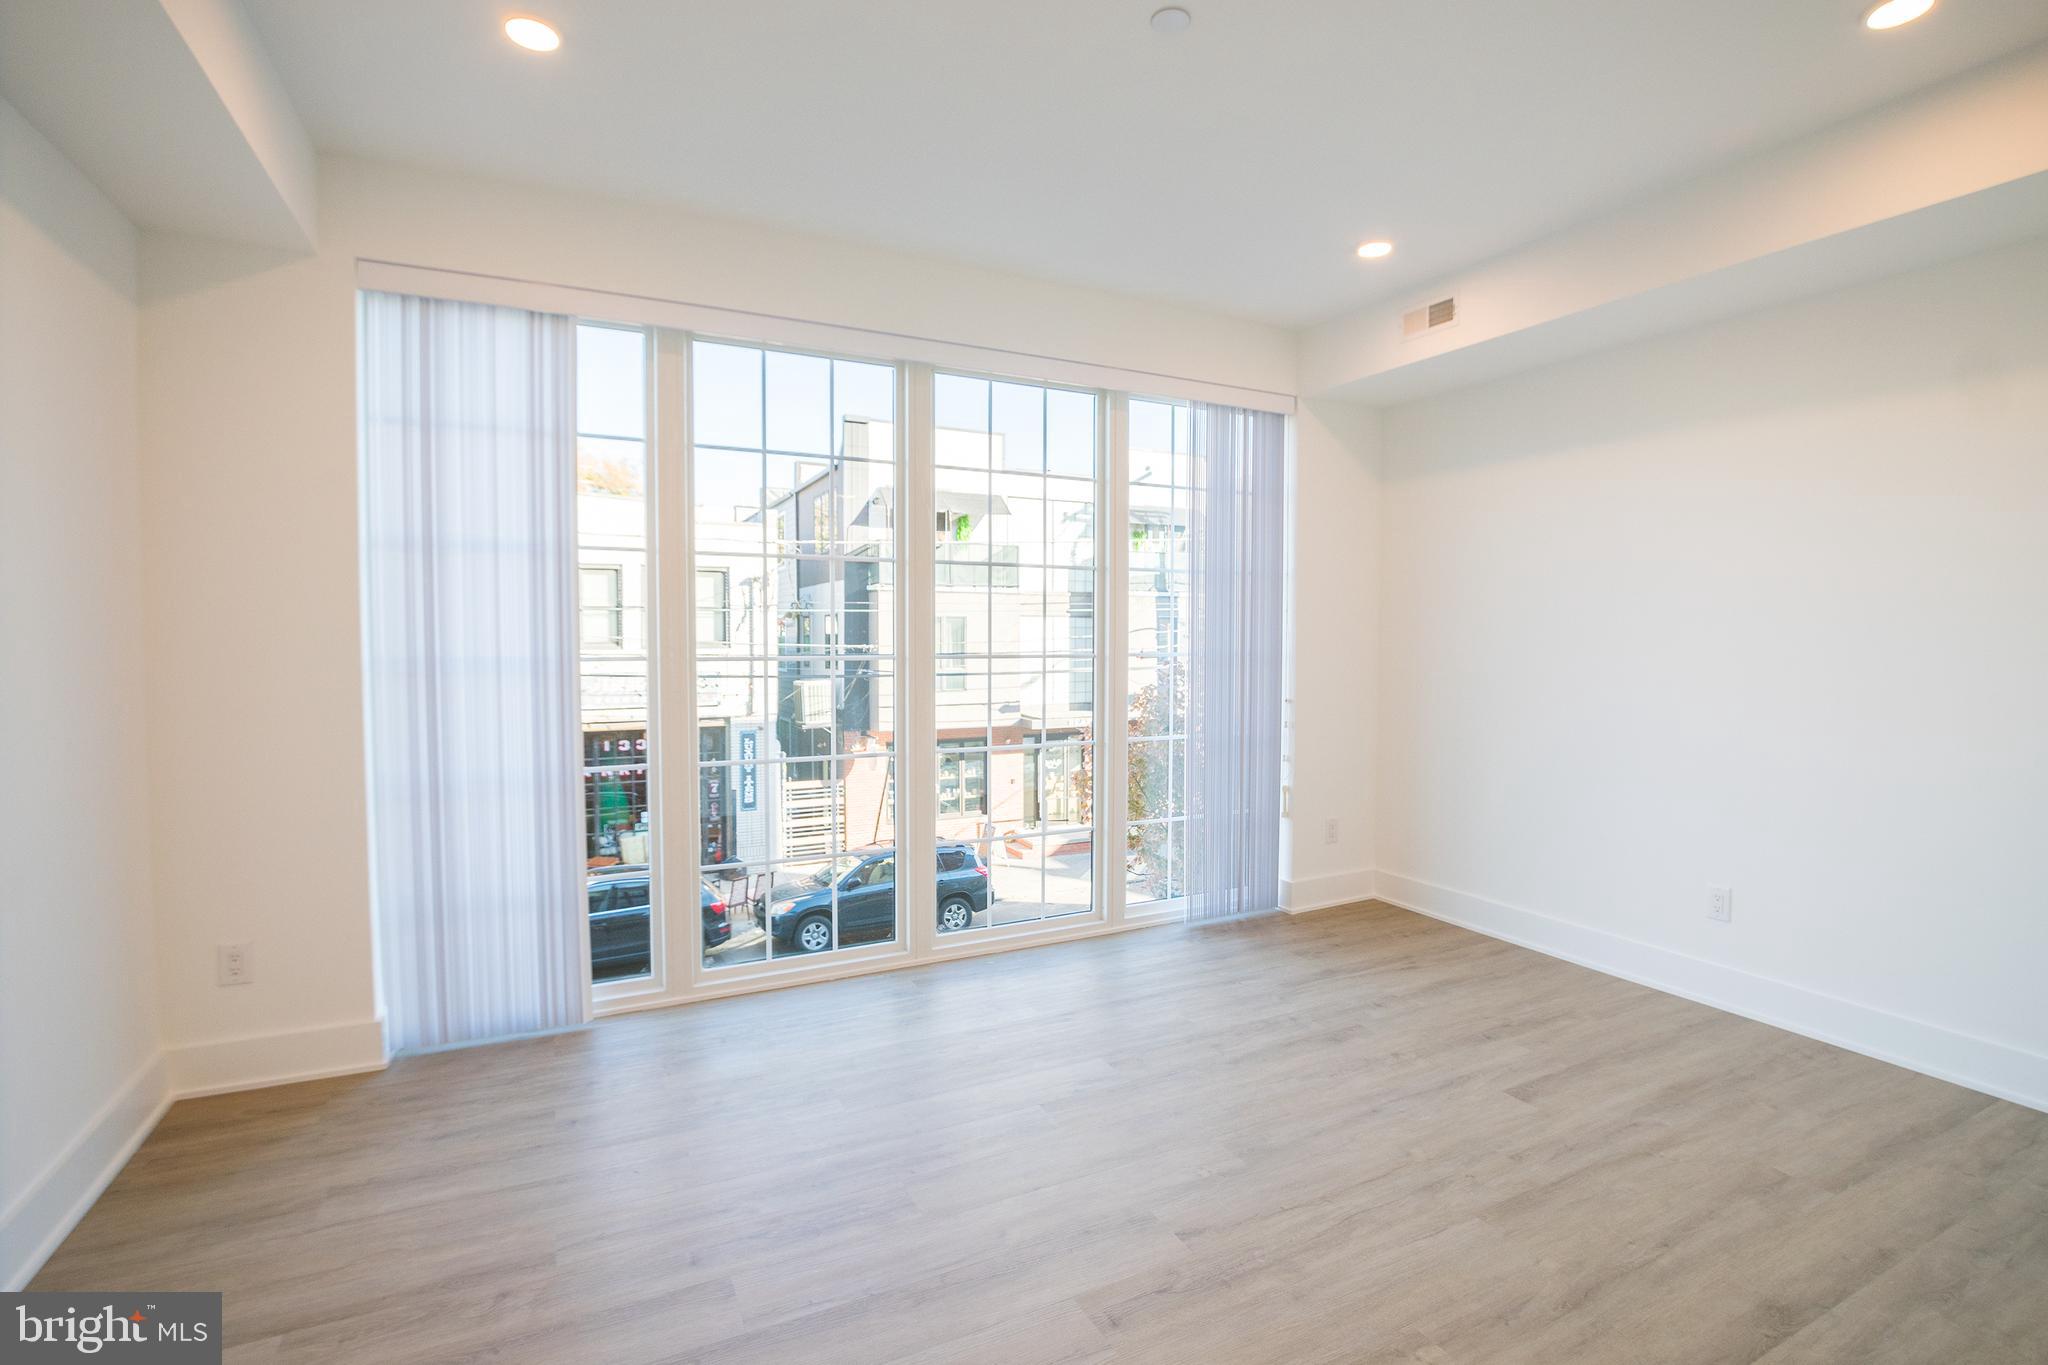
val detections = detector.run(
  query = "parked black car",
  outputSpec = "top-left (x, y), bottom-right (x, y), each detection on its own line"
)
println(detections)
top-left (588, 866), bottom-right (728, 981)
top-left (767, 842), bottom-right (990, 953)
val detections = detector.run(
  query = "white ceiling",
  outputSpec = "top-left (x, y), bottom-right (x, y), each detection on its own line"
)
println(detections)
top-left (0, 0), bottom-right (315, 247)
top-left (243, 0), bottom-right (2048, 325)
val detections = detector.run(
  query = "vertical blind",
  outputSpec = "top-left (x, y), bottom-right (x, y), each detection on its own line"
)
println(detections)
top-left (359, 291), bottom-right (587, 1050)
top-left (356, 291), bottom-right (1290, 1042)
top-left (1185, 404), bottom-right (1287, 920)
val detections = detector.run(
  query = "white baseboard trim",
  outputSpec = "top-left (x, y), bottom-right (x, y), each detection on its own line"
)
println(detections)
top-left (1, 1052), bottom-right (171, 1291)
top-left (166, 1017), bottom-right (388, 1100)
top-left (1281, 867), bottom-right (1379, 915)
top-left (1375, 870), bottom-right (2048, 1114)
top-left (6, 1017), bottom-right (392, 1289)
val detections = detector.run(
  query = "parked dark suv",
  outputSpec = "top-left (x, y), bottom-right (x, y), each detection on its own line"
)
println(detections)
top-left (767, 842), bottom-right (990, 953)
top-left (587, 866), bottom-right (728, 981)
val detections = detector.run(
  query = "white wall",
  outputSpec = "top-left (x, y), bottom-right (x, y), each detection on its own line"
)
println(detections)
top-left (1374, 235), bottom-right (2048, 1106)
top-left (1281, 398), bottom-right (1381, 911)
top-left (137, 154), bottom-right (1300, 1090)
top-left (0, 96), bottom-right (164, 1288)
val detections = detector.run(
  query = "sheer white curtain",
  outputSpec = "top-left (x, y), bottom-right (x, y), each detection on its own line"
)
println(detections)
top-left (359, 291), bottom-right (587, 1051)
top-left (1185, 404), bottom-right (1287, 921)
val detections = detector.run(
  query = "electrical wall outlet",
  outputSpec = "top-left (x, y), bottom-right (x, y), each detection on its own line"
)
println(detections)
top-left (1323, 817), bottom-right (1340, 846)
top-left (1707, 886), bottom-right (1732, 923)
top-left (217, 942), bottom-right (254, 986)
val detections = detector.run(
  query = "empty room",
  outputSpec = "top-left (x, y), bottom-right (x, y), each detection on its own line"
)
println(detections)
top-left (3, 1), bottom-right (2046, 1361)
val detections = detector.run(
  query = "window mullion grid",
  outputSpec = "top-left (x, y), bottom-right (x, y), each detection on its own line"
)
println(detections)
top-left (643, 349), bottom-right (1157, 1003)
top-left (1102, 393), bottom-right (1130, 926)
top-left (825, 359), bottom-right (842, 951)
top-left (1033, 385), bottom-right (1047, 915)
top-left (759, 349), bottom-right (779, 964)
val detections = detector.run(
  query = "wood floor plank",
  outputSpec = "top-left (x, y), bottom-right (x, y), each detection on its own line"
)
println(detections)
top-left (29, 901), bottom-right (2048, 1363)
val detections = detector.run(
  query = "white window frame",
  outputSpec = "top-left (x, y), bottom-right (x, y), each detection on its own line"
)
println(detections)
top-left (1121, 395), bottom-right (1196, 925)
top-left (525, 307), bottom-right (1286, 1013)
top-left (916, 365), bottom-right (1111, 959)
top-left (580, 565), bottom-right (625, 649)
top-left (574, 323), bottom-right (665, 999)
top-left (936, 615), bottom-right (969, 691)
top-left (694, 567), bottom-right (730, 645)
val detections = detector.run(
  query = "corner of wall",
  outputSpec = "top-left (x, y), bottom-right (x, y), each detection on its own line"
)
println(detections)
top-left (1281, 868), bottom-right (1380, 915)
top-left (0, 1054), bottom-right (170, 1291)
top-left (1374, 872), bottom-right (2048, 1114)
top-left (1, 93), bottom-right (163, 1293)
top-left (164, 1018), bottom-right (389, 1100)
top-left (1358, 239), bottom-right (2048, 1114)
top-left (1283, 394), bottom-right (1385, 896)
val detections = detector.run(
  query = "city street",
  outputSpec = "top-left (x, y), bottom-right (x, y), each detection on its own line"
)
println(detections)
top-left (705, 848), bottom-right (1094, 964)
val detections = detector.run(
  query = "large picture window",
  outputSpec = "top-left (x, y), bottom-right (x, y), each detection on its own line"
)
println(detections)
top-left (553, 313), bottom-right (1281, 1006)
top-left (931, 374), bottom-right (1097, 929)
top-left (1126, 398), bottom-right (1194, 908)
top-left (691, 341), bottom-right (900, 965)
top-left (576, 324), bottom-right (656, 982)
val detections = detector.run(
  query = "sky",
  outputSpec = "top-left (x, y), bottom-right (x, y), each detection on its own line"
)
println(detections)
top-left (576, 324), bottom-right (1188, 498)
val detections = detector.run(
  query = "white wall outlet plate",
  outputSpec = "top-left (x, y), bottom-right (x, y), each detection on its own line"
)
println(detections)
top-left (1707, 886), bottom-right (1733, 922)
top-left (217, 942), bottom-right (254, 985)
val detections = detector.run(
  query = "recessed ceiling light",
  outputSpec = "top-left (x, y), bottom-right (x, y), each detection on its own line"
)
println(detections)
top-left (504, 16), bottom-right (561, 52)
top-left (1356, 240), bottom-right (1394, 260)
top-left (1150, 7), bottom-right (1192, 35)
top-left (1864, 0), bottom-right (1935, 30)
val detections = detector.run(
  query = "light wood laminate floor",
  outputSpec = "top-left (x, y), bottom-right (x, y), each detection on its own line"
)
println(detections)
top-left (33, 901), bottom-right (2048, 1363)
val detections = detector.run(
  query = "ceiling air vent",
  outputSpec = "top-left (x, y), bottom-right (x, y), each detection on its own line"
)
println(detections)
top-left (1403, 296), bottom-right (1458, 339)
